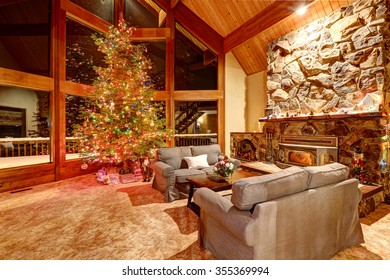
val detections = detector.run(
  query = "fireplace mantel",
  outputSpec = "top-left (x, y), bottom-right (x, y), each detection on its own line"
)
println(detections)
top-left (258, 112), bottom-right (385, 123)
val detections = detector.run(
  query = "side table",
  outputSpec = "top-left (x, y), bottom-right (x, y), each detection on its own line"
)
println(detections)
top-left (240, 161), bottom-right (281, 175)
top-left (358, 183), bottom-right (384, 218)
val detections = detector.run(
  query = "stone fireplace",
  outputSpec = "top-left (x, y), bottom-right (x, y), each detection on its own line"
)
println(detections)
top-left (231, 112), bottom-right (389, 200)
top-left (232, 0), bottom-right (390, 201)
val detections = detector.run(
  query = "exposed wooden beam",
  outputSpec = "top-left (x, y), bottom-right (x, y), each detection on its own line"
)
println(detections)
top-left (0, 67), bottom-right (54, 91)
top-left (173, 90), bottom-right (223, 101)
top-left (131, 27), bottom-right (170, 40)
top-left (114, 0), bottom-right (125, 26)
top-left (61, 0), bottom-right (110, 34)
top-left (174, 2), bottom-right (223, 54)
top-left (170, 0), bottom-right (180, 9)
top-left (159, 10), bottom-right (167, 27)
top-left (224, 0), bottom-right (315, 53)
top-left (138, 0), bottom-right (160, 17)
top-left (152, 0), bottom-right (169, 10)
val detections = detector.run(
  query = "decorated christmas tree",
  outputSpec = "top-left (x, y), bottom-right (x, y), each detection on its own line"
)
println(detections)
top-left (74, 18), bottom-right (172, 171)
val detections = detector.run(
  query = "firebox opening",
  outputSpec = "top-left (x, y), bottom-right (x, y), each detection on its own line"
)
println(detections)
top-left (287, 150), bottom-right (315, 166)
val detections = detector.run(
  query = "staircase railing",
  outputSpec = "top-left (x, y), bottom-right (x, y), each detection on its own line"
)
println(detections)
top-left (174, 133), bottom-right (217, 147)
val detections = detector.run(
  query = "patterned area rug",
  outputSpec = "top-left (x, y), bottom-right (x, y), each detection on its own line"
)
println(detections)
top-left (0, 174), bottom-right (389, 260)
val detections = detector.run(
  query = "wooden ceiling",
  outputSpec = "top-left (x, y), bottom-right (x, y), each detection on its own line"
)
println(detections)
top-left (178, 0), bottom-right (357, 75)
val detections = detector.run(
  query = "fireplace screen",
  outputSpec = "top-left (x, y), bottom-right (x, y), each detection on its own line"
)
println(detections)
top-left (287, 150), bottom-right (315, 166)
top-left (278, 135), bottom-right (338, 166)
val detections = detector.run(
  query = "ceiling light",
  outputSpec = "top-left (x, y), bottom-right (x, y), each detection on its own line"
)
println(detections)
top-left (297, 6), bottom-right (307, 15)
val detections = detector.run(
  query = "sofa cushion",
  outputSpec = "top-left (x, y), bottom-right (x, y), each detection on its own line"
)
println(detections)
top-left (175, 168), bottom-right (205, 184)
top-left (184, 154), bottom-right (209, 169)
top-left (303, 162), bottom-right (349, 189)
top-left (157, 146), bottom-right (192, 170)
top-left (231, 166), bottom-right (308, 211)
top-left (190, 144), bottom-right (221, 165)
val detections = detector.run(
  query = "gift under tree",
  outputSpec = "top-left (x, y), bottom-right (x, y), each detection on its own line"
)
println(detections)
top-left (74, 18), bottom-right (172, 177)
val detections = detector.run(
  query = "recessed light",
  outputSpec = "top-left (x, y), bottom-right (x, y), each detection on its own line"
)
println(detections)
top-left (297, 6), bottom-right (307, 15)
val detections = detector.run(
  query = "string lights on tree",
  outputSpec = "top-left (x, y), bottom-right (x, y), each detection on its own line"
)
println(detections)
top-left (74, 18), bottom-right (172, 172)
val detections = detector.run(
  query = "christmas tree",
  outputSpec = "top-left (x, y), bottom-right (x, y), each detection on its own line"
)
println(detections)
top-left (74, 18), bottom-right (172, 169)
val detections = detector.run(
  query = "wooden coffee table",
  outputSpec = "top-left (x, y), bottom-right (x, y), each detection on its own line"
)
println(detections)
top-left (186, 169), bottom-right (258, 216)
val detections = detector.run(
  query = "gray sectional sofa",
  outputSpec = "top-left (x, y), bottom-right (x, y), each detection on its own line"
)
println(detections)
top-left (151, 144), bottom-right (240, 202)
top-left (193, 162), bottom-right (364, 259)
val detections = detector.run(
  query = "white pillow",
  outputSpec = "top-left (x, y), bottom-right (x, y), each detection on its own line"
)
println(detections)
top-left (184, 154), bottom-right (209, 169)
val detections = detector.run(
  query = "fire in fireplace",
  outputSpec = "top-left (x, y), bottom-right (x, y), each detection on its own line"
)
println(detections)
top-left (278, 135), bottom-right (338, 167)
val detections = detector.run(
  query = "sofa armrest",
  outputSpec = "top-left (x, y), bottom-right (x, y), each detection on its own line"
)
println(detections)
top-left (151, 161), bottom-right (174, 178)
top-left (193, 188), bottom-right (257, 246)
top-left (217, 155), bottom-right (241, 167)
top-left (231, 158), bottom-right (241, 167)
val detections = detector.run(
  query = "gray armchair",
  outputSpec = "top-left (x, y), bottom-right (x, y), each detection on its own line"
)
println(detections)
top-left (151, 144), bottom-right (240, 202)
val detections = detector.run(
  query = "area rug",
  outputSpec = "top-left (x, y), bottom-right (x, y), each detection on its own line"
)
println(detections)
top-left (0, 174), bottom-right (389, 260)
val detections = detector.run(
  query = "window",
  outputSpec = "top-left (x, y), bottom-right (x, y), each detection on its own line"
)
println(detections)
top-left (66, 18), bottom-right (106, 85)
top-left (70, 0), bottom-right (114, 23)
top-left (174, 101), bottom-right (218, 146)
top-left (175, 23), bottom-right (217, 90)
top-left (0, 0), bottom-right (51, 76)
top-left (135, 41), bottom-right (166, 90)
top-left (0, 86), bottom-right (50, 168)
top-left (151, 101), bottom-right (166, 122)
top-left (65, 94), bottom-right (90, 160)
top-left (125, 0), bottom-right (165, 28)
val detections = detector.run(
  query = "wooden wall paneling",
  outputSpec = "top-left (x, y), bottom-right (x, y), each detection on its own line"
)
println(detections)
top-left (320, 0), bottom-right (333, 16)
top-left (180, 0), bottom-right (227, 37)
top-left (313, 1), bottom-right (325, 19)
top-left (232, 43), bottom-right (256, 76)
top-left (283, 18), bottom-right (296, 34)
top-left (0, 68), bottom-right (54, 91)
top-left (246, 40), bottom-right (261, 75)
top-left (256, 37), bottom-right (268, 71)
top-left (231, 48), bottom-right (247, 75)
top-left (328, 0), bottom-right (339, 11)
top-left (220, 2), bottom-right (241, 32)
top-left (0, 164), bottom-right (55, 193)
top-left (59, 158), bottom-right (100, 180)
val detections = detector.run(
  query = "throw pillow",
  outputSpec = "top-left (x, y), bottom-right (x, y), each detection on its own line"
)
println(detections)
top-left (184, 154), bottom-right (209, 169)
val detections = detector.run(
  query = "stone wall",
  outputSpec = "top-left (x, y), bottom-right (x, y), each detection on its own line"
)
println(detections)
top-left (266, 0), bottom-right (390, 117)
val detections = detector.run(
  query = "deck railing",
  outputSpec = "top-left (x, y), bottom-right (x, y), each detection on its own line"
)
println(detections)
top-left (0, 137), bottom-right (79, 157)
top-left (0, 135), bottom-right (218, 157)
